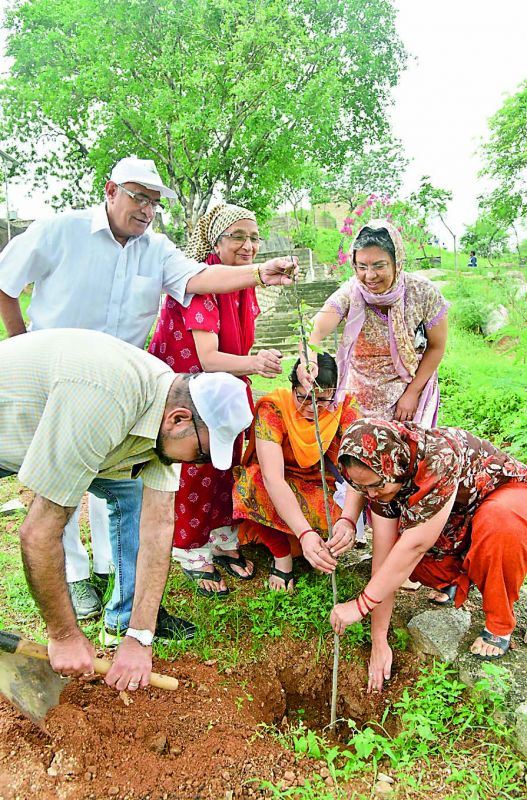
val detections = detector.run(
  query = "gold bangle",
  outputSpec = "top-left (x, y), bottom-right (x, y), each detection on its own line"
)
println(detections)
top-left (253, 264), bottom-right (266, 288)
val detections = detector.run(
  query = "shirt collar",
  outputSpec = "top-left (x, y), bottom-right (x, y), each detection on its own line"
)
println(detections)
top-left (129, 371), bottom-right (175, 440)
top-left (90, 203), bottom-right (152, 243)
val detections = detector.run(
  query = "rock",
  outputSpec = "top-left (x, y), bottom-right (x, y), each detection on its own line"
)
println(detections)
top-left (377, 773), bottom-right (394, 784)
top-left (145, 732), bottom-right (168, 754)
top-left (47, 750), bottom-right (83, 777)
top-left (516, 284), bottom-right (527, 301)
top-left (108, 789), bottom-right (119, 797)
top-left (515, 703), bottom-right (527, 758)
top-left (283, 771), bottom-right (296, 783)
top-left (319, 767), bottom-right (330, 778)
top-left (408, 608), bottom-right (471, 662)
top-left (482, 304), bottom-right (509, 336)
top-left (0, 499), bottom-right (26, 515)
top-left (375, 781), bottom-right (393, 795)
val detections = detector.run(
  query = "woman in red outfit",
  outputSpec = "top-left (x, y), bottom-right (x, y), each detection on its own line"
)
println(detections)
top-left (149, 204), bottom-right (282, 596)
top-left (330, 418), bottom-right (527, 692)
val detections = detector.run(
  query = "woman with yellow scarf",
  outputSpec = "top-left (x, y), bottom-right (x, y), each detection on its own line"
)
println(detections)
top-left (233, 353), bottom-right (362, 591)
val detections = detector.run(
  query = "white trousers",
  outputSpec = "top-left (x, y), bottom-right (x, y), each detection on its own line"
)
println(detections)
top-left (172, 525), bottom-right (240, 571)
top-left (63, 494), bottom-right (113, 582)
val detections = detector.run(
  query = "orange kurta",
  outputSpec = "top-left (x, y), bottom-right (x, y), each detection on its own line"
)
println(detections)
top-left (233, 390), bottom-right (360, 554)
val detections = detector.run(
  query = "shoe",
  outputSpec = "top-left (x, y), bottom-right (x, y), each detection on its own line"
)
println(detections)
top-left (182, 567), bottom-right (230, 598)
top-left (68, 579), bottom-right (102, 620)
top-left (99, 605), bottom-right (197, 647)
top-left (471, 629), bottom-right (511, 660)
top-left (212, 551), bottom-right (256, 580)
top-left (428, 584), bottom-right (457, 606)
top-left (268, 565), bottom-right (294, 592)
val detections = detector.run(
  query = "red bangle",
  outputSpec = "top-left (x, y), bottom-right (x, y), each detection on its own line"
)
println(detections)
top-left (355, 594), bottom-right (368, 618)
top-left (298, 528), bottom-right (315, 542)
top-left (362, 589), bottom-right (381, 606)
top-left (339, 516), bottom-right (356, 528)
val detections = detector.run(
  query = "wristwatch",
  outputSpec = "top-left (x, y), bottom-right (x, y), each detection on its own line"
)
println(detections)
top-left (125, 628), bottom-right (154, 647)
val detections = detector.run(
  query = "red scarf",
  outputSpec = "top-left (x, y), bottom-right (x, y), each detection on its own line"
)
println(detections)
top-left (206, 253), bottom-right (260, 410)
top-left (205, 253), bottom-right (260, 355)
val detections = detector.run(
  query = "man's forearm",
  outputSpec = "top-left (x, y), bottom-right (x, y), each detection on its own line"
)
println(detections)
top-left (129, 488), bottom-right (175, 630)
top-left (19, 496), bottom-right (77, 638)
top-left (0, 289), bottom-right (26, 336)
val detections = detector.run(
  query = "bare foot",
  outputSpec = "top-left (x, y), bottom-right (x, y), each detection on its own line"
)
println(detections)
top-left (470, 630), bottom-right (511, 659)
top-left (269, 555), bottom-right (294, 592)
top-left (212, 547), bottom-right (254, 578)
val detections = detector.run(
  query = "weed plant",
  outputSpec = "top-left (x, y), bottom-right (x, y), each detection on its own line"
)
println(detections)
top-left (262, 661), bottom-right (525, 799)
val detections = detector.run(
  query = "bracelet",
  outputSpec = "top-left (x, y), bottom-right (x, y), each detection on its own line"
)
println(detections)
top-left (338, 516), bottom-right (357, 529)
top-left (362, 589), bottom-right (381, 607)
top-left (298, 528), bottom-right (315, 542)
top-left (253, 264), bottom-right (266, 288)
top-left (355, 594), bottom-right (368, 618)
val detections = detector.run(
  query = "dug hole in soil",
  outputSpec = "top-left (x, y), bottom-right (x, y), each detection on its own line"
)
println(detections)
top-left (0, 637), bottom-right (418, 800)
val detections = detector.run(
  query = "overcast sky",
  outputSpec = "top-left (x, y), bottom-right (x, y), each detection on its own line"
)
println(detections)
top-left (1, 0), bottom-right (527, 236)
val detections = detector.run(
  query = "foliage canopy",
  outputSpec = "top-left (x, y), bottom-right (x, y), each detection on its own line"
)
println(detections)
top-left (0, 0), bottom-right (407, 228)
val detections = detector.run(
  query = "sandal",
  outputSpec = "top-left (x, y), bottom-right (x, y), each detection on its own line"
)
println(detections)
top-left (269, 565), bottom-right (294, 592)
top-left (212, 552), bottom-right (256, 581)
top-left (182, 567), bottom-right (230, 598)
top-left (428, 584), bottom-right (457, 606)
top-left (472, 628), bottom-right (511, 660)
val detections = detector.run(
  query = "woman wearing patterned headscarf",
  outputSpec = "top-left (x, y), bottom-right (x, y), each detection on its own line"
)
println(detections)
top-left (298, 219), bottom-right (449, 425)
top-left (149, 204), bottom-right (283, 596)
top-left (330, 418), bottom-right (527, 691)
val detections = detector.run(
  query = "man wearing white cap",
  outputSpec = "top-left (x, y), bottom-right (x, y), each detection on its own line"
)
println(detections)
top-left (0, 328), bottom-right (252, 689)
top-left (0, 156), bottom-right (296, 623)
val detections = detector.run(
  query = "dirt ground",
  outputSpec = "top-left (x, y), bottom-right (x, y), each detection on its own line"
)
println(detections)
top-left (0, 637), bottom-right (420, 800)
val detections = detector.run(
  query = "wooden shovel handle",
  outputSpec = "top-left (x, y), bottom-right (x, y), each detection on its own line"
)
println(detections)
top-left (0, 631), bottom-right (179, 690)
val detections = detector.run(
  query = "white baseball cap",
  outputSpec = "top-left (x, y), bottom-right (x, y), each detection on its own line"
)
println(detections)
top-left (109, 157), bottom-right (176, 199)
top-left (189, 373), bottom-right (253, 470)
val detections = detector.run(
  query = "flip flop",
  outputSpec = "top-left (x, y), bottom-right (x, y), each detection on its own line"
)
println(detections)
top-left (472, 629), bottom-right (511, 660)
top-left (269, 565), bottom-right (294, 592)
top-left (182, 567), bottom-right (230, 597)
top-left (428, 584), bottom-right (457, 606)
top-left (212, 552), bottom-right (256, 581)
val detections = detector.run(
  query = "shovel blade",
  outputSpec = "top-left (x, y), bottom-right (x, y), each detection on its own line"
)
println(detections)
top-left (0, 649), bottom-right (69, 727)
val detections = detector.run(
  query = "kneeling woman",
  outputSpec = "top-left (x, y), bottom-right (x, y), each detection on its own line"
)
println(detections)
top-left (330, 419), bottom-right (527, 691)
top-left (233, 353), bottom-right (363, 591)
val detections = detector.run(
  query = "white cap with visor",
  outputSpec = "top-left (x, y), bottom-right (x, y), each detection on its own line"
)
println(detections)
top-left (189, 373), bottom-right (253, 470)
top-left (110, 157), bottom-right (176, 199)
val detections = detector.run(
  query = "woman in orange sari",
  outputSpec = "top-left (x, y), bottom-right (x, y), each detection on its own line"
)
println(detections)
top-left (233, 353), bottom-right (363, 591)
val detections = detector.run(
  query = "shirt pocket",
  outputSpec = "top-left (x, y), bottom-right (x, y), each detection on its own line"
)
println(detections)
top-left (129, 275), bottom-right (162, 321)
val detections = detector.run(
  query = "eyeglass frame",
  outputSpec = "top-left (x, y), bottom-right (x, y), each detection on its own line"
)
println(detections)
top-left (346, 475), bottom-right (387, 494)
top-left (218, 232), bottom-right (263, 246)
top-left (293, 387), bottom-right (336, 407)
top-left (353, 260), bottom-right (392, 274)
top-left (191, 414), bottom-right (212, 464)
top-left (117, 184), bottom-right (166, 214)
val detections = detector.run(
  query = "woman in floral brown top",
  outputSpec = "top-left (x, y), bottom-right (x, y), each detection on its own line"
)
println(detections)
top-left (330, 419), bottom-right (527, 690)
top-left (298, 220), bottom-right (448, 425)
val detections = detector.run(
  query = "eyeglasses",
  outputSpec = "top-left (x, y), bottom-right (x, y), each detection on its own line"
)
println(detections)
top-left (219, 232), bottom-right (262, 246)
top-left (117, 184), bottom-right (165, 213)
top-left (293, 388), bottom-right (335, 407)
top-left (347, 476), bottom-right (386, 493)
top-left (191, 415), bottom-right (212, 464)
top-left (354, 261), bottom-right (391, 274)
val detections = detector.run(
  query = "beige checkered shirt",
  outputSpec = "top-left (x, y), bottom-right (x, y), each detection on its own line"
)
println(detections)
top-left (0, 329), bottom-right (180, 506)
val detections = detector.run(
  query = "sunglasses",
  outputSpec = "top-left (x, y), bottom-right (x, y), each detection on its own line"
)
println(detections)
top-left (191, 415), bottom-right (212, 464)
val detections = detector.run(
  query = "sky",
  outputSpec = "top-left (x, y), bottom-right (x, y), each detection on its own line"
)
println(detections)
top-left (1, 0), bottom-right (527, 237)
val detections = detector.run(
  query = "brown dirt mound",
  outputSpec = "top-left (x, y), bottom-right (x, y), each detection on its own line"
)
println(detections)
top-left (0, 640), bottom-right (419, 800)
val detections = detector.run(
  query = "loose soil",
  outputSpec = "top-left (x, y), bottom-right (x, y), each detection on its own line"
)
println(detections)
top-left (0, 638), bottom-right (420, 800)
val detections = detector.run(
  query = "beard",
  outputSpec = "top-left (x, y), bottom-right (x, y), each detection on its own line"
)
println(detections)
top-left (154, 430), bottom-right (176, 466)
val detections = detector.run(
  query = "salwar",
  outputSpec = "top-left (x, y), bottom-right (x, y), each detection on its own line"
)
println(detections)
top-left (410, 483), bottom-right (527, 635)
top-left (172, 524), bottom-right (240, 570)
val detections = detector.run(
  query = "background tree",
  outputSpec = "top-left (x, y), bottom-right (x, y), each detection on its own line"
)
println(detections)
top-left (0, 0), bottom-right (407, 230)
top-left (409, 175), bottom-right (456, 266)
top-left (481, 79), bottom-right (527, 231)
top-left (460, 213), bottom-right (510, 265)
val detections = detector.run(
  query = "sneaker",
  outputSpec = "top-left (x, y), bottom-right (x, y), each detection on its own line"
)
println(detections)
top-left (99, 605), bottom-right (196, 647)
top-left (68, 579), bottom-right (102, 620)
